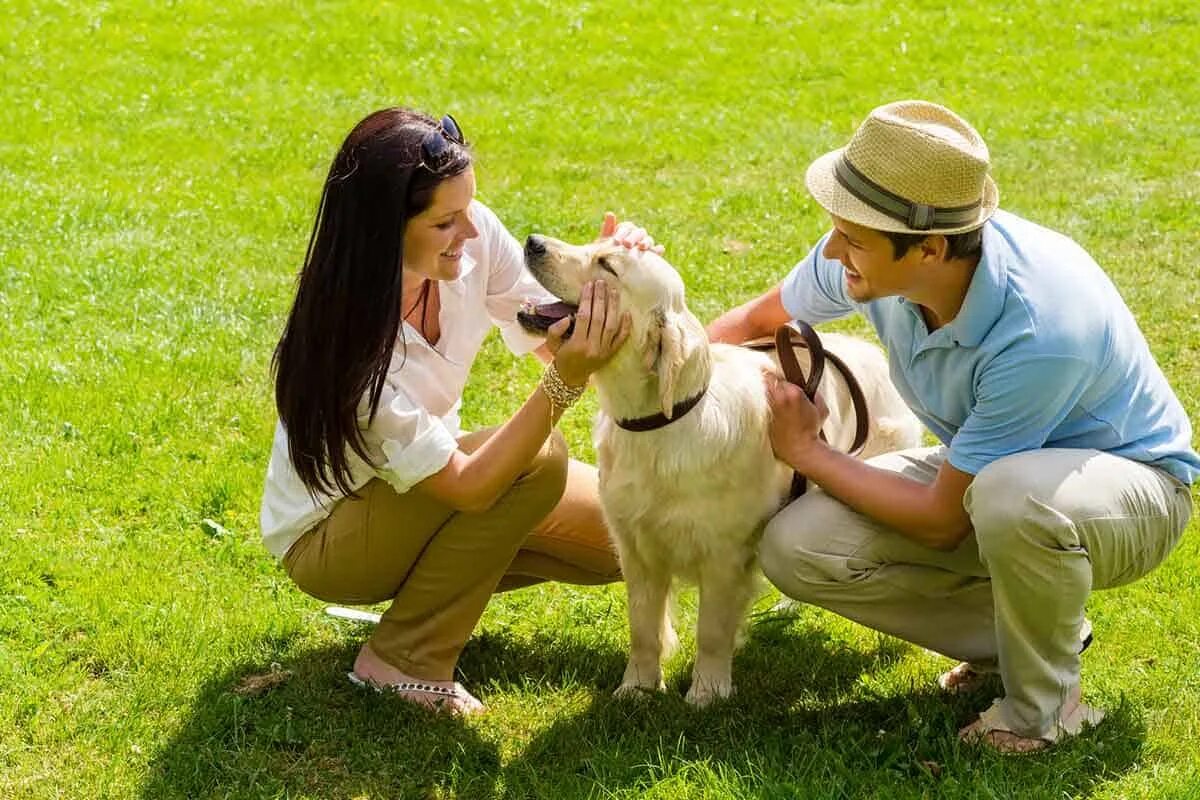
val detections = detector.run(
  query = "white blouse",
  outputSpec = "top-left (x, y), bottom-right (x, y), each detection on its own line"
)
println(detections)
top-left (259, 201), bottom-right (556, 558)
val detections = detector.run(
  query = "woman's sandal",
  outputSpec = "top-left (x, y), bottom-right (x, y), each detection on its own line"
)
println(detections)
top-left (346, 671), bottom-right (483, 715)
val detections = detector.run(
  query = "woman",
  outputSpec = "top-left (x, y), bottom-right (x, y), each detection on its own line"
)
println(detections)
top-left (262, 107), bottom-right (649, 714)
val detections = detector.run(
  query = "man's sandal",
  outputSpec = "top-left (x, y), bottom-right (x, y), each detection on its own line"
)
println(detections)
top-left (959, 693), bottom-right (1105, 754)
top-left (346, 671), bottom-right (482, 715)
top-left (938, 618), bottom-right (1094, 695)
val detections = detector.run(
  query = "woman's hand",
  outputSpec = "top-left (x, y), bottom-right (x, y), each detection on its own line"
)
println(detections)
top-left (547, 279), bottom-right (631, 387)
top-left (599, 211), bottom-right (665, 254)
top-left (764, 370), bottom-right (829, 470)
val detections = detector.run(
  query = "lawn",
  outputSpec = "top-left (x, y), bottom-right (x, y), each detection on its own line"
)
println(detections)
top-left (2, 1), bottom-right (1198, 798)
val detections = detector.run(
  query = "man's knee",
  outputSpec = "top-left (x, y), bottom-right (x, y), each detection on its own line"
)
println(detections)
top-left (759, 492), bottom-right (866, 599)
top-left (966, 453), bottom-right (1064, 558)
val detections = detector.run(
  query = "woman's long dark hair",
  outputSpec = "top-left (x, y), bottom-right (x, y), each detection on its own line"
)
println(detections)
top-left (272, 108), bottom-right (472, 497)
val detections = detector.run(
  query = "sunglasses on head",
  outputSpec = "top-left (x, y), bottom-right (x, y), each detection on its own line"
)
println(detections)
top-left (420, 114), bottom-right (466, 171)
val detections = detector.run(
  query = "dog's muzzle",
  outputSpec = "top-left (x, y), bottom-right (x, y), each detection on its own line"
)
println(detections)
top-left (519, 235), bottom-right (578, 337)
top-left (517, 300), bottom-right (578, 337)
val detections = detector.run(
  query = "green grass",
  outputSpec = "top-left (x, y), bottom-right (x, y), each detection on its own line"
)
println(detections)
top-left (2, 0), bottom-right (1199, 797)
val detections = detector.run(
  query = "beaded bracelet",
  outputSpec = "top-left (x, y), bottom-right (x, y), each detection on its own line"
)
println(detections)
top-left (540, 361), bottom-right (586, 413)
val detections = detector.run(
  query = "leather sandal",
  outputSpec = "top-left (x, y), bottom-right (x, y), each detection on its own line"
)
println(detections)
top-left (959, 691), bottom-right (1104, 754)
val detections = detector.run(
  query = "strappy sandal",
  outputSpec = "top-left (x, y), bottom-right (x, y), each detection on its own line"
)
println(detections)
top-left (938, 618), bottom-right (1094, 695)
top-left (346, 671), bottom-right (483, 715)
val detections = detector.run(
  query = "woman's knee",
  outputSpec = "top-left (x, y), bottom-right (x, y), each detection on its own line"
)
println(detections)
top-left (509, 429), bottom-right (569, 514)
top-left (529, 429), bottom-right (569, 480)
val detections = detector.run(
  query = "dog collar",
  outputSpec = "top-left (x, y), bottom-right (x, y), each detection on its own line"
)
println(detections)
top-left (614, 389), bottom-right (707, 432)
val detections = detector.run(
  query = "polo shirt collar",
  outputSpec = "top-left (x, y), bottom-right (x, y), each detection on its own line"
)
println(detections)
top-left (945, 221), bottom-right (1008, 347)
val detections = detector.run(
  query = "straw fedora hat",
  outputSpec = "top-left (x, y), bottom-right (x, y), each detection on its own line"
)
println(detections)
top-left (805, 101), bottom-right (999, 235)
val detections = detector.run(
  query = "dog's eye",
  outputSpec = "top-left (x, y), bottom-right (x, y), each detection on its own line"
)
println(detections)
top-left (596, 256), bottom-right (618, 276)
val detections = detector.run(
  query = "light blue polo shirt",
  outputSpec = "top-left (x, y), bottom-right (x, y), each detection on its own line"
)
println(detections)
top-left (779, 209), bottom-right (1200, 485)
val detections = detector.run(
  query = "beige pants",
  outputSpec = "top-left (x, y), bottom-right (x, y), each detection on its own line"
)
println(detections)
top-left (759, 446), bottom-right (1192, 739)
top-left (283, 429), bottom-right (620, 680)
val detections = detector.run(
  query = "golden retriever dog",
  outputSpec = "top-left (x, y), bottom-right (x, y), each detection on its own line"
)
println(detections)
top-left (518, 235), bottom-right (922, 705)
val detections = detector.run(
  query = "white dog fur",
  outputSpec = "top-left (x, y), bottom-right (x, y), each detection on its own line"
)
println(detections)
top-left (522, 235), bottom-right (922, 705)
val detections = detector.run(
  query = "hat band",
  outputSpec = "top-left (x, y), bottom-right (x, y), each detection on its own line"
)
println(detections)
top-left (834, 156), bottom-right (981, 231)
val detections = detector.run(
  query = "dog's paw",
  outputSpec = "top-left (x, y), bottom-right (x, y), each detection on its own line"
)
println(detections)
top-left (613, 681), bottom-right (665, 700)
top-left (685, 678), bottom-right (734, 707)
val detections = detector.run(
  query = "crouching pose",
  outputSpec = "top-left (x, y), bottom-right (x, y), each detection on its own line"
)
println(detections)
top-left (261, 107), bottom-right (657, 714)
top-left (709, 100), bottom-right (1197, 752)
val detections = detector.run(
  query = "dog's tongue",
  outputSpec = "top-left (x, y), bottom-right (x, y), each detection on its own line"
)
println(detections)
top-left (517, 301), bottom-right (578, 333)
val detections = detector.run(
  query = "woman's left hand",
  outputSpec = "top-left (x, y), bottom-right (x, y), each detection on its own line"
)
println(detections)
top-left (548, 279), bottom-right (631, 386)
top-left (599, 212), bottom-right (665, 254)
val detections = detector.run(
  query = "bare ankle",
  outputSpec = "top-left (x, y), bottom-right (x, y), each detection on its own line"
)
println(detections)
top-left (355, 643), bottom-right (448, 682)
top-left (349, 644), bottom-right (483, 715)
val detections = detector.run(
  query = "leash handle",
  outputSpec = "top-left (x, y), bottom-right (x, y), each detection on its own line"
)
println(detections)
top-left (747, 322), bottom-right (873, 500)
top-left (774, 321), bottom-right (825, 400)
top-left (774, 322), bottom-right (825, 500)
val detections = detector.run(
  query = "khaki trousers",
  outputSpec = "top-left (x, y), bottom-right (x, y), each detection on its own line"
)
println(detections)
top-left (282, 429), bottom-right (620, 680)
top-left (759, 446), bottom-right (1192, 739)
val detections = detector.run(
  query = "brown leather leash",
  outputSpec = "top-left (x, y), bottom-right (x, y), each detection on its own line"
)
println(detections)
top-left (744, 322), bottom-right (871, 499)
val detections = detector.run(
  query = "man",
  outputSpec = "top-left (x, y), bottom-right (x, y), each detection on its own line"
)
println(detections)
top-left (707, 101), bottom-right (1197, 753)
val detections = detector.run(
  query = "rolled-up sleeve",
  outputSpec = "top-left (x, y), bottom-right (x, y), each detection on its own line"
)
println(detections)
top-left (779, 233), bottom-right (857, 323)
top-left (362, 383), bottom-right (459, 494)
top-left (475, 203), bottom-right (558, 355)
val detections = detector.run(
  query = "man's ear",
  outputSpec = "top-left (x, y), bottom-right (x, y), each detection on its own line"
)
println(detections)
top-left (921, 234), bottom-right (948, 262)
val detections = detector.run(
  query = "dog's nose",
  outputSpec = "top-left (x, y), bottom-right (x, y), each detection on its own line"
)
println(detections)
top-left (524, 235), bottom-right (547, 260)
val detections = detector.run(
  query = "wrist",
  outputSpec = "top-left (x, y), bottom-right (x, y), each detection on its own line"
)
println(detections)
top-left (551, 358), bottom-right (589, 388)
top-left (782, 435), bottom-right (829, 472)
top-left (540, 361), bottom-right (587, 413)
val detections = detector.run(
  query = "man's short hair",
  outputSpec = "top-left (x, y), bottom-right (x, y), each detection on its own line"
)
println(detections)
top-left (883, 226), bottom-right (984, 262)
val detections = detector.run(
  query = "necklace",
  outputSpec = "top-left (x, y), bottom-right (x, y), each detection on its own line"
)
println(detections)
top-left (403, 279), bottom-right (432, 328)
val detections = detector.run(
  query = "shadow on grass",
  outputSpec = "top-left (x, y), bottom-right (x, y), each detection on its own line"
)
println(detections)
top-left (497, 617), bottom-right (1149, 799)
top-left (139, 618), bottom-right (1147, 800)
top-left (137, 624), bottom-right (632, 799)
top-left (137, 637), bottom-right (504, 800)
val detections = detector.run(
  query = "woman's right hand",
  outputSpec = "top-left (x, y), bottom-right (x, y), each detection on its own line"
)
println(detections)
top-left (546, 279), bottom-right (631, 387)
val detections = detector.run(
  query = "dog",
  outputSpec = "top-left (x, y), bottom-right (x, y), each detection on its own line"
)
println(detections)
top-left (518, 234), bottom-right (922, 705)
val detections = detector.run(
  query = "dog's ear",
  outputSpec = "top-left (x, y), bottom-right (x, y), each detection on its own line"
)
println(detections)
top-left (645, 307), bottom-right (688, 418)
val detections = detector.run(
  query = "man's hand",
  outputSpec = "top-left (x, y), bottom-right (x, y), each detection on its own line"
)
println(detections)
top-left (764, 370), bottom-right (829, 470)
top-left (599, 211), bottom-right (665, 254)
